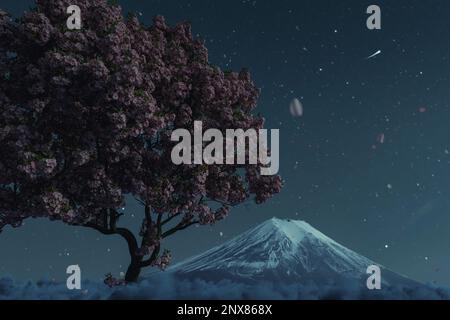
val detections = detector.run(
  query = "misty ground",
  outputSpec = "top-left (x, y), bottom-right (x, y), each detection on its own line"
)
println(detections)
top-left (1, 274), bottom-right (449, 300)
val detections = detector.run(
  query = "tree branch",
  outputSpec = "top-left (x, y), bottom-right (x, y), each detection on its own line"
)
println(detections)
top-left (162, 220), bottom-right (199, 239)
top-left (109, 209), bottom-right (124, 231)
top-left (140, 245), bottom-right (160, 267)
top-left (134, 197), bottom-right (146, 206)
top-left (157, 212), bottom-right (163, 234)
top-left (161, 212), bottom-right (182, 226)
top-left (85, 223), bottom-right (138, 258)
top-left (205, 198), bottom-right (234, 207)
top-left (145, 205), bottom-right (151, 222)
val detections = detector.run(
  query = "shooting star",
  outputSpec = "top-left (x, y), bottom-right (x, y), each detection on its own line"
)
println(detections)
top-left (366, 50), bottom-right (381, 60)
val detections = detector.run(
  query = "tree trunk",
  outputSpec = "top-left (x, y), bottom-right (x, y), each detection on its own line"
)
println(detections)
top-left (125, 260), bottom-right (142, 283)
top-left (125, 247), bottom-right (160, 282)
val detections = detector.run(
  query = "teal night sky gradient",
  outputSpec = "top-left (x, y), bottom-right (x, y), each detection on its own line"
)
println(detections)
top-left (1, 0), bottom-right (450, 287)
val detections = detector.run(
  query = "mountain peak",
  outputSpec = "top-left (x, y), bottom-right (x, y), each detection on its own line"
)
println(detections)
top-left (168, 217), bottom-right (377, 282)
top-left (166, 217), bottom-right (419, 287)
top-left (260, 217), bottom-right (335, 245)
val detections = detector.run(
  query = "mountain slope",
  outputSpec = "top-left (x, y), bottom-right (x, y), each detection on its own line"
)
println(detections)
top-left (168, 218), bottom-right (420, 287)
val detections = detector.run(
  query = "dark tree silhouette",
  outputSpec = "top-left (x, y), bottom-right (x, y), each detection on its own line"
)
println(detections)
top-left (0, 0), bottom-right (282, 282)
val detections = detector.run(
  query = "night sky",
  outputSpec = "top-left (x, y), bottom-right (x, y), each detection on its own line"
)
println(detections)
top-left (2, 0), bottom-right (450, 287)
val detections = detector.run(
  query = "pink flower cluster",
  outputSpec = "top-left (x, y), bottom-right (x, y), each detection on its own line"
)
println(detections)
top-left (41, 191), bottom-right (75, 223)
top-left (104, 273), bottom-right (126, 288)
top-left (0, 0), bottom-right (282, 275)
top-left (152, 249), bottom-right (172, 271)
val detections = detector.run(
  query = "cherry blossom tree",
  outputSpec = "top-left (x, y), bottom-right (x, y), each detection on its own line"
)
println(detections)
top-left (0, 0), bottom-right (282, 282)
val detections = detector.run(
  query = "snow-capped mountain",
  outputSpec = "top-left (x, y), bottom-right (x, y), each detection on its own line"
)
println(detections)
top-left (168, 218), bottom-right (419, 287)
top-left (0, 217), bottom-right (436, 300)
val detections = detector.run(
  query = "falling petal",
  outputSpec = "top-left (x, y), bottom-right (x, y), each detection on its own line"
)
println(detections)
top-left (376, 133), bottom-right (385, 144)
top-left (289, 98), bottom-right (303, 117)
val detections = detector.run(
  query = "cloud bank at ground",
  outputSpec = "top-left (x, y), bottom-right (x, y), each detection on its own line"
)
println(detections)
top-left (1, 274), bottom-right (449, 300)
